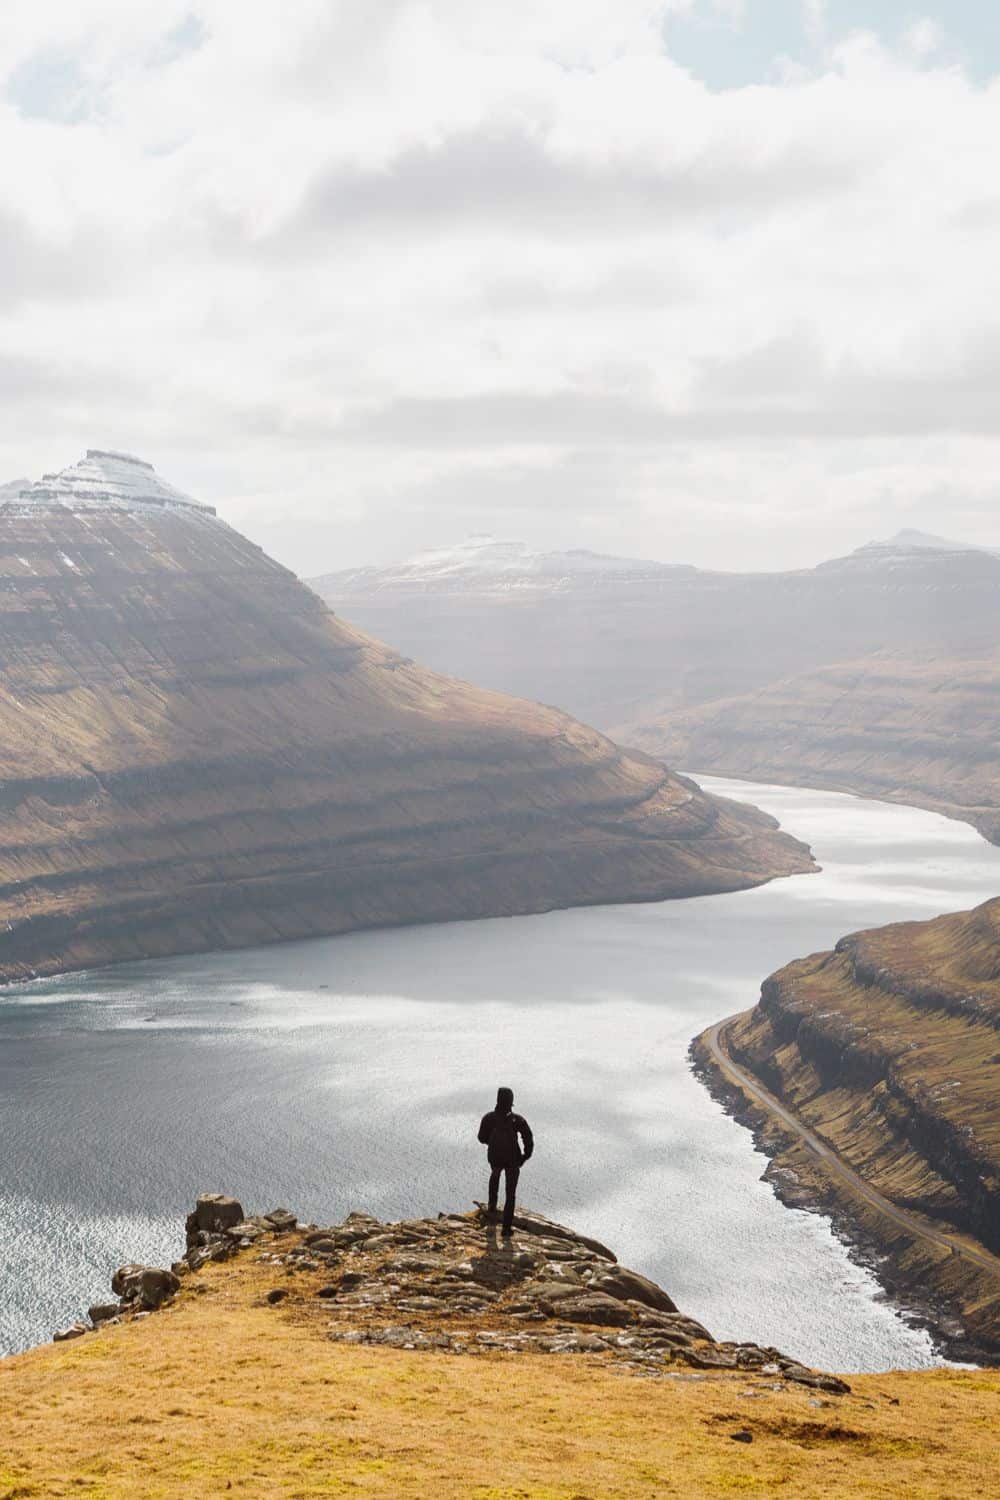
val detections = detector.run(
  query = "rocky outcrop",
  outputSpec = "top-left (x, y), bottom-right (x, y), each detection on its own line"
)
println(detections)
top-left (626, 652), bottom-right (1000, 845)
top-left (702, 899), bottom-right (1000, 1357)
top-left (0, 452), bottom-right (813, 985)
top-left (55, 1194), bottom-right (849, 1393)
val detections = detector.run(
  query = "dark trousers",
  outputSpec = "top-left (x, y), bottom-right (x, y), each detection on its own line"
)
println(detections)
top-left (488, 1162), bottom-right (520, 1231)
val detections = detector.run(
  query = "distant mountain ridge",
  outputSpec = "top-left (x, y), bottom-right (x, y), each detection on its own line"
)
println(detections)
top-left (314, 535), bottom-right (692, 598)
top-left (314, 532), bottom-right (1000, 713)
top-left (0, 451), bottom-right (812, 984)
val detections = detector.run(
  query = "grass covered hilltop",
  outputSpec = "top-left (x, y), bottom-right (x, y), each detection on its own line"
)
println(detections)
top-left (1, 1197), bottom-right (997, 1498)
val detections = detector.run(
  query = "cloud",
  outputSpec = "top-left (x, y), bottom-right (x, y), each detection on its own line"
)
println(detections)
top-left (903, 18), bottom-right (943, 60)
top-left (276, 123), bottom-right (863, 251)
top-left (0, 2), bottom-right (999, 576)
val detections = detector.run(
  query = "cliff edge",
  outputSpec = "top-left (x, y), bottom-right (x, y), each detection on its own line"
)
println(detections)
top-left (2, 1195), bottom-right (996, 1498)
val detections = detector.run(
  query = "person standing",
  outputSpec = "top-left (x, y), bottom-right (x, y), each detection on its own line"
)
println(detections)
top-left (477, 1086), bottom-right (533, 1236)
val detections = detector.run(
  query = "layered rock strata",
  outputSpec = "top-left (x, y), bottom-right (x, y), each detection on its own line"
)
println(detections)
top-left (0, 452), bottom-right (812, 984)
top-left (626, 652), bottom-right (1000, 845)
top-left (55, 1193), bottom-right (849, 1393)
top-left (314, 533), bottom-right (1000, 843)
top-left (699, 899), bottom-right (1000, 1357)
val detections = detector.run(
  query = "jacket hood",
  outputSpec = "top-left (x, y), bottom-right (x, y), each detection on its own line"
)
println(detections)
top-left (496, 1086), bottom-right (514, 1113)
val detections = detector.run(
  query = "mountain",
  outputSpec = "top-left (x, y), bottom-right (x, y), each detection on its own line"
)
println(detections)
top-left (313, 533), bottom-right (1000, 728)
top-left (0, 452), bottom-right (811, 984)
top-left (5, 1198), bottom-right (996, 1498)
top-left (315, 534), bottom-right (692, 594)
top-left (314, 533), bottom-right (1000, 839)
top-left (848, 527), bottom-right (1000, 560)
top-left (626, 651), bottom-right (1000, 843)
top-left (699, 897), bottom-right (1000, 1358)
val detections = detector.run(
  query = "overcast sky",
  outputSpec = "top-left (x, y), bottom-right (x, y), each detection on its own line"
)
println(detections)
top-left (2, 1), bottom-right (999, 575)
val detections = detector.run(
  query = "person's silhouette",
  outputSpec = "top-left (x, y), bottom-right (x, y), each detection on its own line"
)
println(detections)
top-left (477, 1086), bottom-right (533, 1236)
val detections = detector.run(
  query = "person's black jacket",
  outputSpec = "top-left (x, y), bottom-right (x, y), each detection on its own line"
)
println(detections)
top-left (478, 1108), bottom-right (533, 1168)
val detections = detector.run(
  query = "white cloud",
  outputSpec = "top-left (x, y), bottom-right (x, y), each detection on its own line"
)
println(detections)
top-left (801, 1), bottom-right (827, 47)
top-left (0, 2), bottom-right (998, 573)
top-left (904, 18), bottom-right (944, 60)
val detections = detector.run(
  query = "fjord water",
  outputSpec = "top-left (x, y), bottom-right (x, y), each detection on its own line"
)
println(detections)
top-left (2, 780), bottom-right (998, 1366)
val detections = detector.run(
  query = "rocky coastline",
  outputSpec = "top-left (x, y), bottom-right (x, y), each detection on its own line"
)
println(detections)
top-left (690, 896), bottom-right (1000, 1367)
top-left (690, 1035), bottom-right (995, 1368)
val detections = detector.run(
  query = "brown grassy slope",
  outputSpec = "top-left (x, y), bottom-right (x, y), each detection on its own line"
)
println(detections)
top-left (724, 897), bottom-right (1000, 1351)
top-left (2, 1222), bottom-right (998, 1500)
top-left (619, 652), bottom-right (1000, 844)
top-left (0, 499), bottom-right (813, 983)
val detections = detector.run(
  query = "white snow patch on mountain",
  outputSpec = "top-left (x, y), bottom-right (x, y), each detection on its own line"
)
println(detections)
top-left (852, 528), bottom-right (999, 559)
top-left (14, 451), bottom-right (214, 516)
top-left (316, 535), bottom-right (691, 595)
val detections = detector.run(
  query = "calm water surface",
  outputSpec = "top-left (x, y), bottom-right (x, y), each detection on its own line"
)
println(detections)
top-left (1, 779), bottom-right (998, 1366)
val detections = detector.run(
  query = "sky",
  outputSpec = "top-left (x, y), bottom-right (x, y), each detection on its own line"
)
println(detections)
top-left (2, 1), bottom-right (999, 576)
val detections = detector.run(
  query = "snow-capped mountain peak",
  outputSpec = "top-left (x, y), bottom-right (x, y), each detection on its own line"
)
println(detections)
top-left (851, 528), bottom-right (998, 559)
top-left (13, 450), bottom-right (214, 516)
top-left (316, 536), bottom-right (691, 596)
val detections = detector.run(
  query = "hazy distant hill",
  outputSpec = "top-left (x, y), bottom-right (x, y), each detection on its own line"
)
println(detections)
top-left (314, 533), bottom-right (1000, 838)
top-left (0, 454), bottom-right (811, 983)
top-left (625, 651), bottom-right (1000, 844)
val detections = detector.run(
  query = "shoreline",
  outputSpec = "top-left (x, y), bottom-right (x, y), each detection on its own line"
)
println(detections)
top-left (690, 1026), bottom-right (999, 1369)
top-left (683, 765), bottom-right (1000, 849)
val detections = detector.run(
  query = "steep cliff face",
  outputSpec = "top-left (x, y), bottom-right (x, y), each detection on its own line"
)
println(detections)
top-left (722, 899), bottom-right (1000, 1351)
top-left (0, 452), bottom-right (812, 983)
top-left (624, 652), bottom-right (1000, 844)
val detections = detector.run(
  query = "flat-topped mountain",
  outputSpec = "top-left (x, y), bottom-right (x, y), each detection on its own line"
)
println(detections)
top-left (0, 452), bottom-right (811, 983)
top-left (702, 897), bottom-right (1000, 1358)
top-left (2, 1195), bottom-right (995, 1498)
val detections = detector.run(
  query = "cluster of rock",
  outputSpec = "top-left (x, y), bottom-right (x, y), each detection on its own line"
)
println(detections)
top-left (55, 1195), bottom-right (848, 1395)
top-left (52, 1194), bottom-right (291, 1342)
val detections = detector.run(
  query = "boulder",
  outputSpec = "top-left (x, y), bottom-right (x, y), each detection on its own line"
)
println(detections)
top-left (589, 1266), bottom-right (677, 1314)
top-left (88, 1304), bottom-right (121, 1325)
top-left (189, 1194), bottom-right (245, 1242)
top-left (475, 1205), bottom-right (616, 1263)
top-left (264, 1208), bottom-right (297, 1232)
top-left (527, 1281), bottom-right (588, 1306)
top-left (138, 1268), bottom-right (180, 1309)
top-left (53, 1323), bottom-right (88, 1342)
top-left (303, 1237), bottom-right (338, 1255)
top-left (224, 1220), bottom-right (265, 1242)
top-left (111, 1264), bottom-right (180, 1308)
top-left (553, 1293), bottom-right (634, 1327)
top-left (111, 1263), bottom-right (147, 1298)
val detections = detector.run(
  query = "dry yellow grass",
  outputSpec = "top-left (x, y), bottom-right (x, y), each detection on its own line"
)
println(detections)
top-left (1, 1253), bottom-right (997, 1499)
